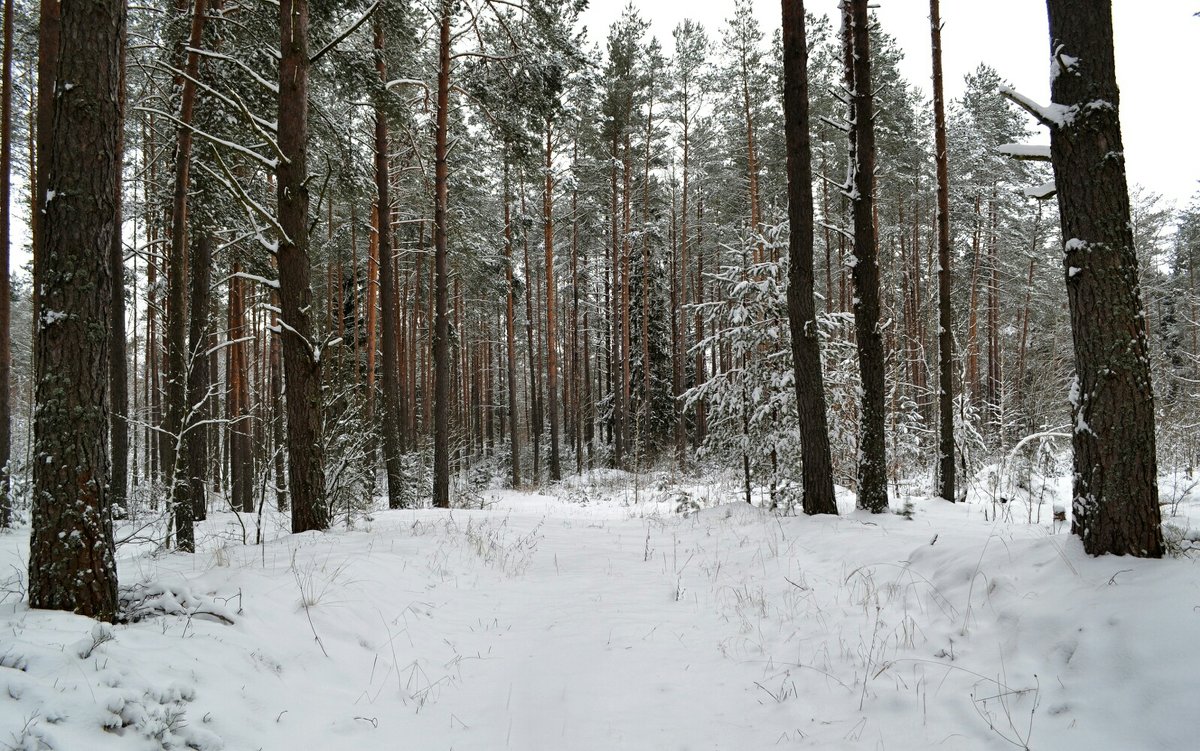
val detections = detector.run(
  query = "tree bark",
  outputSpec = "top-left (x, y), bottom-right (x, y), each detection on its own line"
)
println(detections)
top-left (845, 0), bottom-right (888, 512)
top-left (781, 0), bottom-right (837, 516)
top-left (29, 0), bottom-right (124, 621)
top-left (278, 0), bottom-right (328, 531)
top-left (0, 0), bottom-right (14, 525)
top-left (228, 265), bottom-right (253, 513)
top-left (31, 0), bottom-right (60, 341)
top-left (431, 0), bottom-right (451, 508)
top-left (1044, 0), bottom-right (1162, 557)
top-left (186, 232), bottom-right (212, 521)
top-left (164, 0), bottom-right (207, 552)
top-left (375, 17), bottom-right (406, 509)
top-left (544, 119), bottom-right (561, 481)
top-left (930, 0), bottom-right (956, 502)
top-left (503, 157), bottom-right (521, 486)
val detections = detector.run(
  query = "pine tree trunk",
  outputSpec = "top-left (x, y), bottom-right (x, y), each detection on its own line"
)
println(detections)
top-left (522, 177), bottom-right (542, 482)
top-left (164, 0), bottom-right (207, 552)
top-left (186, 232), bottom-right (212, 521)
top-left (676, 80), bottom-right (691, 464)
top-left (270, 297), bottom-right (288, 509)
top-left (620, 136), bottom-right (633, 464)
top-left (431, 0), bottom-right (452, 508)
top-left (543, 119), bottom-right (561, 481)
top-left (277, 0), bottom-right (327, 530)
top-left (29, 0), bottom-right (124, 621)
top-left (228, 266), bottom-right (253, 514)
top-left (109, 18), bottom-right (128, 518)
top-left (930, 0), bottom-right (956, 502)
top-left (782, 0), bottom-right (837, 516)
top-left (375, 18), bottom-right (406, 509)
top-left (640, 93), bottom-right (653, 460)
top-left (366, 204), bottom-right (379, 419)
top-left (31, 0), bottom-right (59, 341)
top-left (0, 0), bottom-right (14, 526)
top-left (845, 0), bottom-right (888, 512)
top-left (1044, 0), bottom-right (1162, 557)
top-left (503, 157), bottom-right (521, 486)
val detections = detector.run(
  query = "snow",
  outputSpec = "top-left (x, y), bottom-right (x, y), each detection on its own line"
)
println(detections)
top-left (997, 85), bottom-right (1077, 127)
top-left (996, 143), bottom-right (1051, 159)
top-left (229, 272), bottom-right (280, 290)
top-left (1050, 45), bottom-right (1079, 82)
top-left (1, 478), bottom-right (1197, 750)
top-left (1023, 181), bottom-right (1056, 200)
top-left (41, 310), bottom-right (68, 326)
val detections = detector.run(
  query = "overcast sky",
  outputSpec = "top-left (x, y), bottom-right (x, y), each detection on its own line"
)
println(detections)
top-left (580, 0), bottom-right (1200, 210)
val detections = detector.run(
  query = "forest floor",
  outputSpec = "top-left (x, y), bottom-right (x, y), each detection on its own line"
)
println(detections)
top-left (0, 469), bottom-right (1198, 750)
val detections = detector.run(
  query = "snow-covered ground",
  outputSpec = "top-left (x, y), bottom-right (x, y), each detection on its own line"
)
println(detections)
top-left (1, 473), bottom-right (1197, 750)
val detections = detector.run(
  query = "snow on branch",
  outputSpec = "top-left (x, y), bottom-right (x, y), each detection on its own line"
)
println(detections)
top-left (310, 1), bottom-right (381, 65)
top-left (1023, 181), bottom-right (1057, 200)
top-left (135, 106), bottom-right (278, 171)
top-left (152, 61), bottom-right (277, 134)
top-left (229, 271), bottom-right (280, 290)
top-left (996, 143), bottom-right (1052, 161)
top-left (998, 85), bottom-right (1076, 129)
top-left (186, 47), bottom-right (279, 94)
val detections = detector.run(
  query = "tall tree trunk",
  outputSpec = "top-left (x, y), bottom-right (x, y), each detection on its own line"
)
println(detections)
top-left (1043, 0), bottom-right (1162, 557)
top-left (543, 119), bottom-right (561, 481)
top-left (29, 0), bottom-right (123, 621)
top-left (521, 176), bottom-right (542, 481)
top-left (640, 90), bottom-right (654, 460)
top-left (782, 0), bottom-right (837, 516)
top-left (692, 199), bottom-right (706, 447)
top-left (277, 0), bottom-right (327, 531)
top-left (503, 157), bottom-right (521, 486)
top-left (365, 204), bottom-right (379, 417)
top-left (31, 0), bottom-right (60, 341)
top-left (109, 15), bottom-right (128, 519)
top-left (609, 134), bottom-right (622, 464)
top-left (0, 0), bottom-right (14, 526)
top-left (930, 0), bottom-right (955, 502)
top-left (431, 0), bottom-right (452, 508)
top-left (375, 17), bottom-right (406, 509)
top-left (620, 136), bottom-right (633, 464)
top-left (270, 297), bottom-right (288, 509)
top-left (228, 266), bottom-right (252, 513)
top-left (164, 0), bottom-right (207, 552)
top-left (676, 73), bottom-right (691, 465)
top-left (186, 233), bottom-right (212, 522)
top-left (845, 0), bottom-right (888, 512)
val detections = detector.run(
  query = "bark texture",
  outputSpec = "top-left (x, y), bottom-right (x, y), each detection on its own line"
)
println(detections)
top-left (29, 0), bottom-right (124, 621)
top-left (1045, 0), bottom-right (1162, 557)
top-left (185, 233), bottom-right (211, 521)
top-left (930, 0), bottom-right (956, 502)
top-left (0, 0), bottom-right (13, 525)
top-left (375, 18), bottom-right (406, 509)
top-left (781, 0), bottom-right (837, 516)
top-left (845, 0), bottom-right (888, 513)
top-left (164, 0), bottom-right (207, 552)
top-left (431, 0), bottom-right (451, 508)
top-left (278, 0), bottom-right (328, 531)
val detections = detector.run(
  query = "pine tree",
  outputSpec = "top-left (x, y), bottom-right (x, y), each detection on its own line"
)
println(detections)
top-left (929, 0), bottom-right (955, 502)
top-left (843, 0), bottom-right (888, 513)
top-left (278, 0), bottom-right (329, 531)
top-left (29, 0), bottom-right (124, 621)
top-left (781, 0), bottom-right (837, 516)
top-left (1024, 0), bottom-right (1162, 556)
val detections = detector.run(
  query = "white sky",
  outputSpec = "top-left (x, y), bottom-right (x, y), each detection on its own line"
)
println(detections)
top-left (8, 2), bottom-right (1195, 275)
top-left (581, 0), bottom-right (1200, 210)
